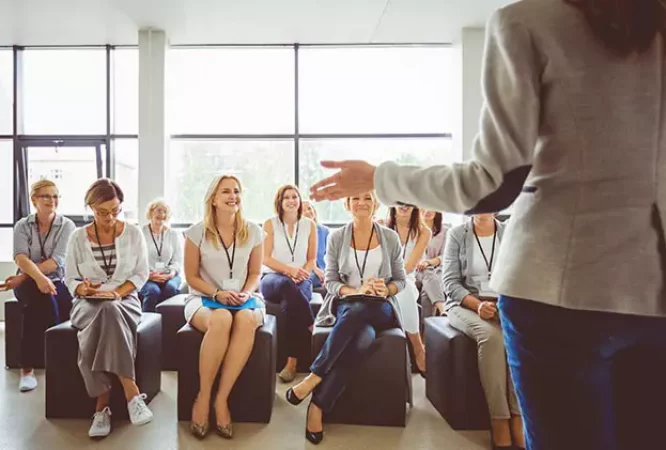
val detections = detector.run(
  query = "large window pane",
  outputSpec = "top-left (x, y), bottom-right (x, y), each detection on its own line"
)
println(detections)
top-left (0, 228), bottom-right (12, 262)
top-left (299, 138), bottom-right (454, 224)
top-left (112, 49), bottom-right (139, 135)
top-left (299, 47), bottom-right (453, 134)
top-left (27, 145), bottom-right (102, 216)
top-left (167, 140), bottom-right (294, 223)
top-left (0, 141), bottom-right (12, 223)
top-left (0, 49), bottom-right (12, 135)
top-left (168, 48), bottom-right (294, 134)
top-left (114, 139), bottom-right (139, 222)
top-left (23, 49), bottom-right (106, 134)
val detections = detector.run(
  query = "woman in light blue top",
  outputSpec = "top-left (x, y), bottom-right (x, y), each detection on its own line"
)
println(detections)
top-left (302, 200), bottom-right (329, 290)
top-left (7, 179), bottom-right (75, 393)
top-left (139, 199), bottom-right (183, 312)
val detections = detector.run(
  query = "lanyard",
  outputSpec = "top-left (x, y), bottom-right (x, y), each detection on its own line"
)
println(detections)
top-left (149, 226), bottom-right (165, 259)
top-left (281, 220), bottom-right (300, 263)
top-left (351, 224), bottom-right (376, 282)
top-left (36, 215), bottom-right (56, 261)
top-left (216, 226), bottom-right (237, 279)
top-left (472, 221), bottom-right (497, 277)
top-left (398, 229), bottom-right (411, 260)
top-left (93, 221), bottom-right (117, 278)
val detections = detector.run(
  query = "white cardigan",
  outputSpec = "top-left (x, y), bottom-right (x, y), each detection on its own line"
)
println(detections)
top-left (65, 223), bottom-right (149, 295)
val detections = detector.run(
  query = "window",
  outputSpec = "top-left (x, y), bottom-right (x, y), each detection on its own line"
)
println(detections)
top-left (114, 139), bottom-right (139, 221)
top-left (167, 48), bottom-right (294, 134)
top-left (0, 49), bottom-right (12, 135)
top-left (299, 47), bottom-right (453, 134)
top-left (23, 49), bottom-right (106, 135)
top-left (0, 140), bottom-right (12, 223)
top-left (299, 138), bottom-right (454, 223)
top-left (167, 140), bottom-right (295, 223)
top-left (112, 48), bottom-right (139, 135)
top-left (0, 228), bottom-right (12, 262)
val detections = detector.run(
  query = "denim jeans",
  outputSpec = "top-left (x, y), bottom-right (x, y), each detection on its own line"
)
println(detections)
top-left (310, 300), bottom-right (396, 413)
top-left (139, 274), bottom-right (182, 312)
top-left (260, 272), bottom-right (314, 358)
top-left (15, 277), bottom-right (72, 368)
top-left (499, 296), bottom-right (666, 450)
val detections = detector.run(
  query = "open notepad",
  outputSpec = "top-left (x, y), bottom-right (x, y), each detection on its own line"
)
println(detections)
top-left (339, 293), bottom-right (387, 303)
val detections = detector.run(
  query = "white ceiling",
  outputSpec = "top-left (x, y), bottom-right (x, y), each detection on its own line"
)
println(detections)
top-left (0, 0), bottom-right (512, 46)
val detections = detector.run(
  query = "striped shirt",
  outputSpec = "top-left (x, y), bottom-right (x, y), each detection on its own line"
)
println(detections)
top-left (90, 242), bottom-right (117, 277)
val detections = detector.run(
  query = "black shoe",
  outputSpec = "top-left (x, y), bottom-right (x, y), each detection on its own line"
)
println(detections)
top-left (305, 402), bottom-right (324, 445)
top-left (285, 387), bottom-right (307, 406)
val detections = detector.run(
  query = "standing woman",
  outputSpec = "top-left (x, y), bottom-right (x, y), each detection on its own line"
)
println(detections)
top-left (139, 199), bottom-right (183, 312)
top-left (309, 1), bottom-right (666, 448)
top-left (184, 175), bottom-right (266, 440)
top-left (260, 185), bottom-right (317, 383)
top-left (417, 210), bottom-right (449, 317)
top-left (8, 180), bottom-right (75, 392)
top-left (65, 179), bottom-right (153, 438)
top-left (302, 200), bottom-right (330, 291)
top-left (386, 205), bottom-right (431, 374)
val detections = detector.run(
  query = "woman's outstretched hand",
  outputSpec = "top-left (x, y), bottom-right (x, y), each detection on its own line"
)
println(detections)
top-left (309, 161), bottom-right (376, 202)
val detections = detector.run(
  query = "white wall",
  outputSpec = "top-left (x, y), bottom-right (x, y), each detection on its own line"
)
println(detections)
top-left (0, 262), bottom-right (16, 319)
top-left (461, 27), bottom-right (486, 161)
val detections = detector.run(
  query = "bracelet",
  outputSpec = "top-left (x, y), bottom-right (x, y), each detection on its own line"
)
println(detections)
top-left (213, 289), bottom-right (221, 300)
top-left (477, 302), bottom-right (484, 315)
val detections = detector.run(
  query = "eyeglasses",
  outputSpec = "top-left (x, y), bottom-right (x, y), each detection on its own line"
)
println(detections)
top-left (94, 206), bottom-right (123, 217)
top-left (36, 195), bottom-right (61, 201)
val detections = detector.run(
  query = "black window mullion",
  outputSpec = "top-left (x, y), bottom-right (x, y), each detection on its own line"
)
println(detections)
top-left (294, 44), bottom-right (300, 188)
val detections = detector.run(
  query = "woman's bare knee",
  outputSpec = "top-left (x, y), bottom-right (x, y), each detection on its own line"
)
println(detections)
top-left (231, 310), bottom-right (257, 332)
top-left (208, 309), bottom-right (233, 333)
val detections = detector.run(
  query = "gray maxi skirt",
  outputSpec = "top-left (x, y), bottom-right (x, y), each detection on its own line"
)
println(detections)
top-left (70, 294), bottom-right (142, 398)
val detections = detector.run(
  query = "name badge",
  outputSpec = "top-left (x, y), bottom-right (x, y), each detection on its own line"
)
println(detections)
top-left (155, 262), bottom-right (166, 271)
top-left (222, 279), bottom-right (242, 292)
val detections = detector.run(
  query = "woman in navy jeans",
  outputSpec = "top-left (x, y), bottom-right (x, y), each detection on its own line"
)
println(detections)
top-left (309, 1), bottom-right (666, 449)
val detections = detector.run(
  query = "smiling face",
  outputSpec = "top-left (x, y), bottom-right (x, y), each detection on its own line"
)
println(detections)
top-left (213, 178), bottom-right (241, 215)
top-left (396, 204), bottom-right (415, 218)
top-left (421, 209), bottom-right (437, 222)
top-left (302, 201), bottom-right (316, 221)
top-left (32, 186), bottom-right (60, 215)
top-left (347, 192), bottom-right (378, 219)
top-left (281, 189), bottom-right (301, 214)
top-left (151, 205), bottom-right (168, 225)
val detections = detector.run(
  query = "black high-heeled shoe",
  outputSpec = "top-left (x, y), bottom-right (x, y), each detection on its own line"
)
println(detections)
top-left (305, 402), bottom-right (324, 445)
top-left (285, 387), bottom-right (308, 406)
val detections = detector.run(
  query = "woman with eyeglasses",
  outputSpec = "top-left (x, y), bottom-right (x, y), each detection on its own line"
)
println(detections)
top-left (6, 180), bottom-right (75, 393)
top-left (260, 185), bottom-right (318, 383)
top-left (64, 179), bottom-right (152, 438)
top-left (139, 199), bottom-right (183, 312)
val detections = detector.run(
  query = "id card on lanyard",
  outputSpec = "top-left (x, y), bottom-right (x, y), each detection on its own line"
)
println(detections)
top-left (217, 226), bottom-right (241, 292)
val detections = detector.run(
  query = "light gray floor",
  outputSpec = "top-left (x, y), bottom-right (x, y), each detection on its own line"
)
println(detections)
top-left (0, 324), bottom-right (490, 449)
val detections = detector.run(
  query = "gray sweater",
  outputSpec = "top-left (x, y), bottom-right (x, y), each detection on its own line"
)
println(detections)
top-left (315, 222), bottom-right (407, 328)
top-left (375, 0), bottom-right (666, 317)
top-left (443, 220), bottom-right (507, 311)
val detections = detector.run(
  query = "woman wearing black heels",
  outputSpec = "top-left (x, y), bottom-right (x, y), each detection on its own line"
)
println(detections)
top-left (285, 191), bottom-right (407, 445)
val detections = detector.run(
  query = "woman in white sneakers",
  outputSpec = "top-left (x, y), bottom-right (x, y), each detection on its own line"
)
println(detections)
top-left (65, 179), bottom-right (152, 438)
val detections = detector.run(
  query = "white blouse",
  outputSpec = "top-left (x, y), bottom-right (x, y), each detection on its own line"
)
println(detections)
top-left (184, 221), bottom-right (265, 303)
top-left (265, 216), bottom-right (312, 271)
top-left (142, 225), bottom-right (183, 274)
top-left (346, 246), bottom-right (383, 289)
top-left (65, 223), bottom-right (149, 295)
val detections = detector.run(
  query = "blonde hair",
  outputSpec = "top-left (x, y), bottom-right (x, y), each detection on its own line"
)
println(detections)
top-left (30, 179), bottom-right (57, 205)
top-left (345, 191), bottom-right (379, 216)
top-left (302, 200), bottom-right (318, 223)
top-left (145, 198), bottom-right (172, 222)
top-left (203, 175), bottom-right (249, 248)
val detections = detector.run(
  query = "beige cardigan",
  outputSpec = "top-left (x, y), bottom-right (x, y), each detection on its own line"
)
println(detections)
top-left (375, 0), bottom-right (666, 317)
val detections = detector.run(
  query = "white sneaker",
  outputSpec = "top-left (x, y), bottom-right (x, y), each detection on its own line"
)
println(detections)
top-left (88, 406), bottom-right (112, 438)
top-left (128, 393), bottom-right (153, 426)
top-left (19, 372), bottom-right (38, 392)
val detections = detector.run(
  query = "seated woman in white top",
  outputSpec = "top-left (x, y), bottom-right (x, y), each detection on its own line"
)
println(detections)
top-left (417, 210), bottom-right (449, 317)
top-left (184, 175), bottom-right (266, 440)
top-left (386, 205), bottom-right (431, 375)
top-left (64, 179), bottom-right (153, 438)
top-left (260, 185), bottom-right (317, 383)
top-left (139, 199), bottom-right (183, 312)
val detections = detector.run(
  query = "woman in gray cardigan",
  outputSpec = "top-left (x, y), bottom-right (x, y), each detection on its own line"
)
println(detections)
top-left (443, 214), bottom-right (522, 449)
top-left (284, 191), bottom-right (406, 445)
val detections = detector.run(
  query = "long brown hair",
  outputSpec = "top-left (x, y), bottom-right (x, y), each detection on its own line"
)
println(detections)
top-left (203, 175), bottom-right (249, 248)
top-left (274, 185), bottom-right (303, 221)
top-left (564, 0), bottom-right (666, 55)
top-left (387, 206), bottom-right (423, 242)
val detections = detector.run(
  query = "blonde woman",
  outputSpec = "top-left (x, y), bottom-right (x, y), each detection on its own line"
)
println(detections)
top-left (139, 199), bottom-right (183, 312)
top-left (184, 175), bottom-right (266, 440)
top-left (302, 200), bottom-right (330, 290)
top-left (8, 180), bottom-right (75, 392)
top-left (65, 179), bottom-right (152, 438)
